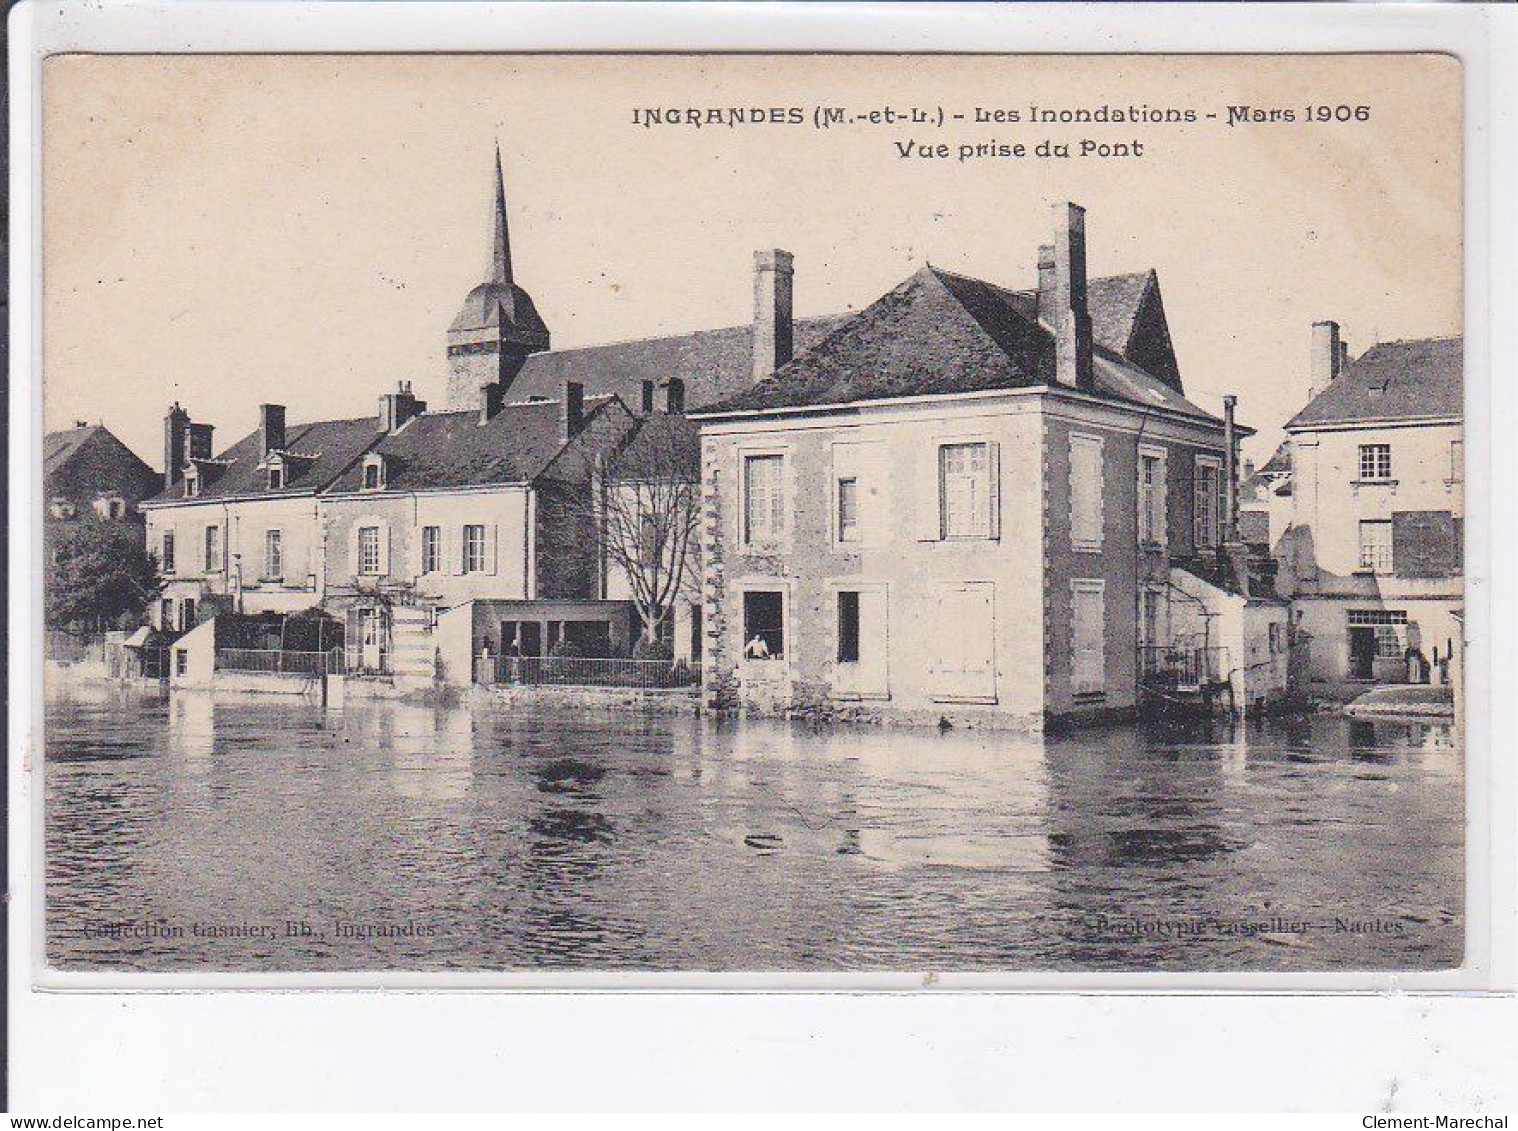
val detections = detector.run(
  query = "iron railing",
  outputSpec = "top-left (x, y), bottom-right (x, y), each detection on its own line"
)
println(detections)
top-left (215, 647), bottom-right (345, 676)
top-left (483, 654), bottom-right (698, 690)
top-left (1139, 645), bottom-right (1231, 689)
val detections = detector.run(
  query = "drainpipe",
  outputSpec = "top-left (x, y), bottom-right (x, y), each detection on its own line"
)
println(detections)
top-left (1222, 395), bottom-right (1239, 544)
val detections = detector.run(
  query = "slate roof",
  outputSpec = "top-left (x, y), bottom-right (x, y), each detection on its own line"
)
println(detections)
top-left (507, 315), bottom-right (849, 410)
top-left (327, 396), bottom-right (619, 493)
top-left (44, 424), bottom-right (159, 506)
top-left (1287, 336), bottom-right (1463, 429)
top-left (697, 266), bottom-right (1219, 422)
top-left (141, 416), bottom-right (386, 505)
top-left (610, 411), bottom-right (702, 480)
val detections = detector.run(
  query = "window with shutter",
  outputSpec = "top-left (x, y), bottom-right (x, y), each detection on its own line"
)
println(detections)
top-left (939, 443), bottom-right (991, 539)
top-left (1070, 579), bottom-right (1106, 696)
top-left (1193, 456), bottom-right (1222, 549)
top-left (1138, 446), bottom-right (1167, 546)
top-left (1069, 434), bottom-right (1104, 551)
top-left (743, 454), bottom-right (785, 544)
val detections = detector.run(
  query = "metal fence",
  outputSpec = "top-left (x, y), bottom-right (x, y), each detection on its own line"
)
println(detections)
top-left (216, 648), bottom-right (345, 676)
top-left (1139, 645), bottom-right (1231, 689)
top-left (484, 654), bottom-right (698, 690)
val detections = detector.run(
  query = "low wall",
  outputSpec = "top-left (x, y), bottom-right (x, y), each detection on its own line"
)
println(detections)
top-left (466, 683), bottom-right (700, 716)
top-left (210, 670), bottom-right (324, 697)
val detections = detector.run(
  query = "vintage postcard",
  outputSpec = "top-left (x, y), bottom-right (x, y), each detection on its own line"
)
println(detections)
top-left (37, 51), bottom-right (1468, 980)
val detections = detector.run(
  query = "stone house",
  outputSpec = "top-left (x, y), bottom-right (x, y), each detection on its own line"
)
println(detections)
top-left (43, 422), bottom-right (158, 536)
top-left (693, 202), bottom-right (1286, 727)
top-left (1279, 327), bottom-right (1463, 695)
top-left (138, 404), bottom-right (382, 633)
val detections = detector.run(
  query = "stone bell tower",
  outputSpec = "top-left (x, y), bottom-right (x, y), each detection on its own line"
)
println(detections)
top-left (444, 144), bottom-right (551, 410)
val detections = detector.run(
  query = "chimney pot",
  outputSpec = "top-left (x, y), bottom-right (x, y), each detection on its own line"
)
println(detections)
top-left (1050, 202), bottom-right (1094, 389)
top-left (562, 381), bottom-right (585, 439)
top-left (1309, 320), bottom-right (1342, 399)
top-left (752, 249), bottom-right (795, 383)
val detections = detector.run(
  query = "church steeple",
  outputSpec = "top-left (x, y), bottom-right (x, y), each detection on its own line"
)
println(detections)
top-left (444, 143), bottom-right (551, 411)
top-left (487, 142), bottom-right (513, 287)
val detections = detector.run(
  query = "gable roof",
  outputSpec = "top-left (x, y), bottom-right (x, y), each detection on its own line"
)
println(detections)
top-left (327, 396), bottom-right (619, 493)
top-left (141, 416), bottom-right (385, 506)
top-left (44, 424), bottom-right (159, 504)
top-left (608, 411), bottom-right (702, 480)
top-left (697, 265), bottom-right (1219, 422)
top-left (507, 315), bottom-right (849, 410)
top-left (1287, 336), bottom-right (1462, 429)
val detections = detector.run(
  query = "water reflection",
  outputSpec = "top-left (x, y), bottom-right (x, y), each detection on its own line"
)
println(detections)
top-left (45, 679), bottom-right (1463, 972)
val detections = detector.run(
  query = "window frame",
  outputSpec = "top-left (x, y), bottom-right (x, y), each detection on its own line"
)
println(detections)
top-left (420, 525), bottom-right (441, 575)
top-left (267, 462), bottom-right (285, 491)
top-left (1068, 433), bottom-right (1106, 553)
top-left (462, 524), bottom-right (487, 574)
top-left (740, 450), bottom-right (787, 547)
top-left (357, 525), bottom-right (382, 576)
top-left (1358, 443), bottom-right (1393, 482)
top-left (204, 525), bottom-right (222, 573)
top-left (1193, 454), bottom-right (1223, 550)
top-left (836, 589), bottom-right (862, 664)
top-left (1137, 444), bottom-right (1168, 547)
top-left (1070, 577), bottom-right (1107, 698)
top-left (161, 531), bottom-right (176, 574)
top-left (939, 441), bottom-right (992, 540)
top-left (836, 476), bottom-right (861, 544)
top-left (1358, 519), bottom-right (1394, 574)
top-left (739, 586), bottom-right (787, 661)
top-left (264, 529), bottom-right (284, 581)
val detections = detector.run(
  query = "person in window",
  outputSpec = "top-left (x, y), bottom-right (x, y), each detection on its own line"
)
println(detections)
top-left (744, 633), bottom-right (772, 660)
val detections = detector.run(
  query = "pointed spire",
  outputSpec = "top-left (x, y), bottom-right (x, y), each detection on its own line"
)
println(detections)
top-left (488, 141), bottom-right (513, 286)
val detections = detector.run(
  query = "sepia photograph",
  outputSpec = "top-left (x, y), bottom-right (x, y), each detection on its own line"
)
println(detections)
top-left (37, 51), bottom-right (1467, 978)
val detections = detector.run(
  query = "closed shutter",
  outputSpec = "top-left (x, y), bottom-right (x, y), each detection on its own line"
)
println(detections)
top-left (347, 524), bottom-right (361, 580)
top-left (1070, 434), bottom-right (1103, 551)
top-left (861, 444), bottom-right (890, 549)
top-left (378, 524), bottom-right (392, 578)
top-left (447, 526), bottom-right (464, 576)
top-left (857, 587), bottom-right (890, 698)
top-left (406, 526), bottom-right (421, 580)
top-left (986, 440), bottom-right (1002, 541)
top-left (484, 524), bottom-right (499, 575)
top-left (931, 582), bottom-right (996, 701)
top-left (1071, 581), bottom-right (1106, 695)
top-left (916, 441), bottom-right (942, 541)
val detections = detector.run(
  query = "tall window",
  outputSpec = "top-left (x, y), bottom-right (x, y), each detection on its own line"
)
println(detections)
top-left (1349, 609), bottom-right (1408, 658)
top-left (160, 598), bottom-right (174, 631)
top-left (267, 465), bottom-right (284, 490)
top-left (204, 525), bottom-right (222, 572)
top-left (462, 524), bottom-right (486, 573)
top-left (357, 526), bottom-right (381, 576)
top-left (837, 590), bottom-right (861, 663)
top-left (1193, 457), bottom-right (1221, 549)
top-left (421, 526), bottom-right (441, 574)
top-left (363, 463), bottom-right (381, 490)
top-left (837, 477), bottom-right (860, 543)
top-left (1358, 443), bottom-right (1393, 481)
top-left (161, 531), bottom-right (176, 574)
top-left (1358, 520), bottom-right (1393, 574)
top-left (1071, 580), bottom-right (1106, 696)
top-left (1138, 451), bottom-right (1165, 545)
top-left (265, 529), bottom-right (284, 580)
top-left (743, 454), bottom-right (785, 543)
top-left (940, 442), bottom-right (990, 539)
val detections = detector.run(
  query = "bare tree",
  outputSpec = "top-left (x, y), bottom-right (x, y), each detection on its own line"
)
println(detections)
top-left (543, 414), bottom-right (701, 650)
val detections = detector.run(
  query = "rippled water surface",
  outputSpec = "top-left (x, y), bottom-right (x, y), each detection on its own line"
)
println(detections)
top-left (45, 682), bottom-right (1463, 972)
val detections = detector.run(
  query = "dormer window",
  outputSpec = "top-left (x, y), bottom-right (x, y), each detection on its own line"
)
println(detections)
top-left (267, 462), bottom-right (284, 490)
top-left (183, 468), bottom-right (200, 498)
top-left (48, 498), bottom-right (76, 520)
top-left (362, 454), bottom-right (386, 491)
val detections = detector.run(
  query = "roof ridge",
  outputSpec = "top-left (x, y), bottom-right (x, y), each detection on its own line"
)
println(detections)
top-left (535, 312), bottom-right (850, 357)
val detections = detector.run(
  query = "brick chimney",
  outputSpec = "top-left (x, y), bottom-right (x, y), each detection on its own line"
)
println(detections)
top-left (163, 402), bottom-right (189, 489)
top-left (752, 249), bottom-right (794, 382)
top-left (480, 382), bottom-right (504, 424)
top-left (1309, 320), bottom-right (1342, 399)
top-left (379, 380), bottom-right (426, 432)
top-left (561, 380), bottom-right (585, 440)
top-left (641, 380), bottom-right (656, 415)
top-left (1049, 202), bottom-right (1094, 390)
top-left (662, 377), bottom-right (685, 415)
top-left (259, 404), bottom-right (286, 457)
top-left (1036, 243), bottom-right (1057, 325)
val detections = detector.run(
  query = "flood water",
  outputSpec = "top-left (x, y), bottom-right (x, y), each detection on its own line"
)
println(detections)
top-left (44, 681), bottom-right (1463, 972)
